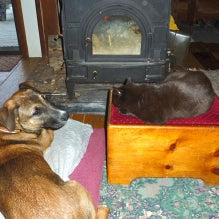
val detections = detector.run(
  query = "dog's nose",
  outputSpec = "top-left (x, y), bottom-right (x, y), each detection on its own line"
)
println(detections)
top-left (60, 111), bottom-right (69, 121)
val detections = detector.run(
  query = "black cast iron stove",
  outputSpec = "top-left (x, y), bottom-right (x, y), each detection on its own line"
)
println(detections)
top-left (61, 0), bottom-right (171, 98)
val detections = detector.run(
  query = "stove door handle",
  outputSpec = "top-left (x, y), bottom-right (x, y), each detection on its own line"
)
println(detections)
top-left (85, 37), bottom-right (92, 47)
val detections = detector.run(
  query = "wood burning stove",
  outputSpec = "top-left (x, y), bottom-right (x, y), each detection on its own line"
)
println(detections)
top-left (61, 0), bottom-right (171, 98)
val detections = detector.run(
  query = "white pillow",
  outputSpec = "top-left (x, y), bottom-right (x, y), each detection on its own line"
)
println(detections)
top-left (44, 119), bottom-right (93, 181)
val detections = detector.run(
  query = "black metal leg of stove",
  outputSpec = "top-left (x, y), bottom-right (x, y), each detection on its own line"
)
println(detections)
top-left (66, 82), bottom-right (75, 99)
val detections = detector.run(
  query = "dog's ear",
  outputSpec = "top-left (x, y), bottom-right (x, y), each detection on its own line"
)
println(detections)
top-left (0, 107), bottom-right (16, 131)
top-left (19, 81), bottom-right (42, 94)
top-left (19, 81), bottom-right (34, 90)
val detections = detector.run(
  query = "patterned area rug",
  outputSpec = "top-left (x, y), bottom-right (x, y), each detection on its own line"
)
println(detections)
top-left (100, 163), bottom-right (219, 218)
top-left (0, 55), bottom-right (21, 72)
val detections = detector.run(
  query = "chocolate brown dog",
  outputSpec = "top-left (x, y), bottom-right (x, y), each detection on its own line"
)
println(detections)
top-left (0, 85), bottom-right (109, 219)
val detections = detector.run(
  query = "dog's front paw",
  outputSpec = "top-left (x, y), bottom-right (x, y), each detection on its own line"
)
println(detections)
top-left (97, 205), bottom-right (110, 218)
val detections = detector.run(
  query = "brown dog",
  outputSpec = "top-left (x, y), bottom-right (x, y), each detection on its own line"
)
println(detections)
top-left (0, 85), bottom-right (109, 219)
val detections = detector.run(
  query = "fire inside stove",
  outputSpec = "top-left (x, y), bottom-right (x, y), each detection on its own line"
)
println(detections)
top-left (61, 0), bottom-right (171, 98)
top-left (92, 15), bottom-right (141, 55)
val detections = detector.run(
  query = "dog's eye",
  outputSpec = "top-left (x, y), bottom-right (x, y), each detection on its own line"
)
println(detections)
top-left (32, 107), bottom-right (42, 116)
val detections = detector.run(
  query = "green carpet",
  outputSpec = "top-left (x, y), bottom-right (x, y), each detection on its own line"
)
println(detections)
top-left (100, 163), bottom-right (219, 218)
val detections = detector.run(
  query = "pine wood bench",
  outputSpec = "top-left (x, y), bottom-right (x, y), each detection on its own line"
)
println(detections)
top-left (107, 90), bottom-right (219, 185)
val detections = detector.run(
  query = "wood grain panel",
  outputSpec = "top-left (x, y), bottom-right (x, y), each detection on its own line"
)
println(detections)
top-left (36, 0), bottom-right (60, 58)
top-left (40, 0), bottom-right (60, 36)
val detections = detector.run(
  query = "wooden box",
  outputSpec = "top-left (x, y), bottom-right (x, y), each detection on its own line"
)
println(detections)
top-left (107, 91), bottom-right (219, 185)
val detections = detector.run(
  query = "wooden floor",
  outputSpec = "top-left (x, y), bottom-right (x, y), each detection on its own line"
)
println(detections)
top-left (69, 114), bottom-right (105, 128)
top-left (0, 42), bottom-right (219, 128)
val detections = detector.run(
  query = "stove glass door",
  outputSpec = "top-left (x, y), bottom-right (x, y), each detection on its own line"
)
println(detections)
top-left (92, 15), bottom-right (141, 55)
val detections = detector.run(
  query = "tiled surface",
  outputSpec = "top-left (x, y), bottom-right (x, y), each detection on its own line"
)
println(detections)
top-left (0, 5), bottom-right (19, 48)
